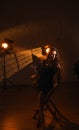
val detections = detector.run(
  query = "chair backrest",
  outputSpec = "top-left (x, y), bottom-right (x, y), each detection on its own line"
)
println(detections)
top-left (32, 54), bottom-right (43, 74)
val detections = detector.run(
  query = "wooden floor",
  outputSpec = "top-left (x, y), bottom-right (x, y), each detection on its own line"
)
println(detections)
top-left (0, 82), bottom-right (79, 130)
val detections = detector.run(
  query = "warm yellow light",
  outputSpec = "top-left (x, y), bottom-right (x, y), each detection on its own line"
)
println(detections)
top-left (46, 47), bottom-right (50, 54)
top-left (1, 43), bottom-right (8, 49)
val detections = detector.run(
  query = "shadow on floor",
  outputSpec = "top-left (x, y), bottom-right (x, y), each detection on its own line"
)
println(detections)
top-left (42, 121), bottom-right (79, 130)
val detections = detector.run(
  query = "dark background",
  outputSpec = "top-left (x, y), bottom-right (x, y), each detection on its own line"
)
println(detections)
top-left (0, 1), bottom-right (79, 81)
top-left (0, 1), bottom-right (79, 30)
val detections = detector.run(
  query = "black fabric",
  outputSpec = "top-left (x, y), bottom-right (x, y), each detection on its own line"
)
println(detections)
top-left (32, 54), bottom-right (61, 94)
top-left (35, 66), bottom-right (56, 94)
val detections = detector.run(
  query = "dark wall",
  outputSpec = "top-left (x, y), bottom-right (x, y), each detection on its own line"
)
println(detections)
top-left (0, 19), bottom-right (79, 82)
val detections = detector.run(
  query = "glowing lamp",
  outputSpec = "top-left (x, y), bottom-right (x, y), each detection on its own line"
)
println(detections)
top-left (1, 42), bottom-right (9, 49)
top-left (46, 47), bottom-right (50, 54)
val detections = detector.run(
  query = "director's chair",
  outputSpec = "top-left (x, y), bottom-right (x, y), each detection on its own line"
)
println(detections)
top-left (32, 86), bottom-right (69, 129)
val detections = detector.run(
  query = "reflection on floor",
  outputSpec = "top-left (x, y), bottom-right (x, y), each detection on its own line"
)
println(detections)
top-left (0, 82), bottom-right (79, 130)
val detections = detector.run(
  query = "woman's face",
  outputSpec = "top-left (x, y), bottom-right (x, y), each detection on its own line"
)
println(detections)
top-left (51, 50), bottom-right (57, 60)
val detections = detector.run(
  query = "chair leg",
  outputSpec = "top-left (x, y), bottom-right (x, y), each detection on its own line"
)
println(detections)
top-left (45, 99), bottom-right (69, 128)
top-left (33, 91), bottom-right (46, 128)
top-left (37, 110), bottom-right (45, 128)
top-left (32, 109), bottom-right (39, 120)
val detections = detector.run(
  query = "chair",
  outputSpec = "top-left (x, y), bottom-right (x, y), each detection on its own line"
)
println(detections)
top-left (32, 86), bottom-right (69, 128)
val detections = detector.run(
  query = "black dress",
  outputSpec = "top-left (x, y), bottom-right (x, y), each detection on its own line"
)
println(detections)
top-left (36, 65), bottom-right (56, 94)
